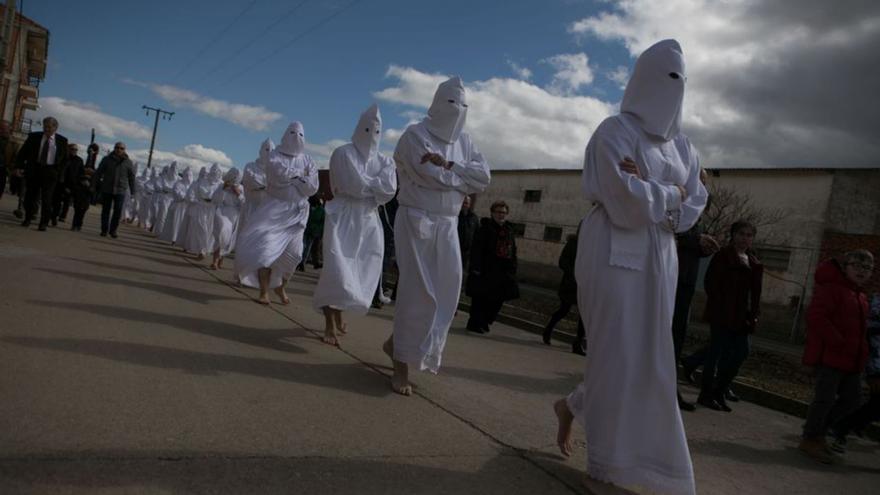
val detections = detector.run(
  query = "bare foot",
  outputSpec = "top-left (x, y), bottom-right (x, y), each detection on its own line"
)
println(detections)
top-left (391, 360), bottom-right (411, 396)
top-left (196, 254), bottom-right (205, 261)
top-left (209, 263), bottom-right (219, 270)
top-left (257, 292), bottom-right (271, 305)
top-left (217, 259), bottom-right (224, 269)
top-left (337, 322), bottom-right (348, 335)
top-left (554, 398), bottom-right (574, 457)
top-left (274, 287), bottom-right (290, 305)
top-left (321, 326), bottom-right (339, 346)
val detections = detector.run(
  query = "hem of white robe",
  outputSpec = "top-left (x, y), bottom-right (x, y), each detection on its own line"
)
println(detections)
top-left (312, 299), bottom-right (370, 316)
top-left (392, 347), bottom-right (441, 374)
top-left (583, 458), bottom-right (695, 495)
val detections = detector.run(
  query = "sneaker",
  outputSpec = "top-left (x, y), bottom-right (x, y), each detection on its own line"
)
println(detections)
top-left (799, 437), bottom-right (834, 464)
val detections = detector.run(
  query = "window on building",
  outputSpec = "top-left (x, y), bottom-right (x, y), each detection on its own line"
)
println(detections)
top-left (509, 222), bottom-right (526, 237)
top-left (523, 190), bottom-right (542, 203)
top-left (543, 226), bottom-right (563, 242)
top-left (754, 246), bottom-right (792, 272)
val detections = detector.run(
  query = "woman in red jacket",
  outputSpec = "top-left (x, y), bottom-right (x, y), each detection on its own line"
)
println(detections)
top-left (697, 220), bottom-right (764, 412)
top-left (799, 249), bottom-right (873, 464)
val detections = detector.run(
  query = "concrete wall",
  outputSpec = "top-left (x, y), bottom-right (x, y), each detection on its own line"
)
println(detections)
top-left (826, 170), bottom-right (880, 236)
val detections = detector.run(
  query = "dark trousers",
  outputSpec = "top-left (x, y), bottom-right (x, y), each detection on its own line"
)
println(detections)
top-left (100, 193), bottom-right (126, 235)
top-left (699, 324), bottom-right (750, 399)
top-left (71, 185), bottom-right (91, 228)
top-left (803, 366), bottom-right (861, 439)
top-left (468, 295), bottom-right (505, 330)
top-left (52, 184), bottom-right (71, 221)
top-left (545, 301), bottom-right (586, 341)
top-left (0, 166), bottom-right (6, 199)
top-left (681, 345), bottom-right (708, 371)
top-left (24, 167), bottom-right (59, 227)
top-left (833, 390), bottom-right (880, 436)
top-left (672, 284), bottom-right (696, 365)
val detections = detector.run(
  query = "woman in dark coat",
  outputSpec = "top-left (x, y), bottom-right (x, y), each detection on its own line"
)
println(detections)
top-left (542, 233), bottom-right (586, 355)
top-left (697, 220), bottom-right (764, 412)
top-left (466, 200), bottom-right (519, 334)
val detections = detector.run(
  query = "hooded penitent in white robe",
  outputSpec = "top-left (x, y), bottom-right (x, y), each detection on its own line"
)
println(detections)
top-left (177, 167), bottom-right (206, 247)
top-left (153, 162), bottom-right (178, 235)
top-left (392, 77), bottom-right (490, 373)
top-left (159, 167), bottom-right (193, 244)
top-left (138, 168), bottom-right (158, 229)
top-left (133, 165), bottom-right (150, 224)
top-left (235, 122), bottom-right (318, 289)
top-left (313, 104), bottom-right (398, 314)
top-left (149, 167), bottom-right (165, 230)
top-left (182, 163), bottom-right (222, 255)
top-left (212, 168), bottom-right (244, 256)
top-left (124, 161), bottom-right (141, 222)
top-left (237, 138), bottom-right (274, 234)
top-left (566, 39), bottom-right (706, 495)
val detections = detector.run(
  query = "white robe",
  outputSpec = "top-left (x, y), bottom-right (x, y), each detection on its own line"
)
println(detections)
top-left (212, 185), bottom-right (243, 256)
top-left (312, 144), bottom-right (397, 314)
top-left (567, 114), bottom-right (706, 495)
top-left (235, 151), bottom-right (318, 289)
top-left (138, 177), bottom-right (155, 228)
top-left (159, 179), bottom-right (189, 244)
top-left (153, 178), bottom-right (174, 236)
top-left (237, 161), bottom-right (267, 234)
top-left (182, 178), bottom-right (219, 255)
top-left (392, 122), bottom-right (490, 372)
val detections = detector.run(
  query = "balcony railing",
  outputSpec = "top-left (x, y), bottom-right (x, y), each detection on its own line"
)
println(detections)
top-left (17, 118), bottom-right (32, 134)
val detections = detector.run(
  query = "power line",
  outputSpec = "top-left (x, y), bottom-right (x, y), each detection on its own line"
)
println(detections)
top-left (216, 0), bottom-right (365, 87)
top-left (170, 0), bottom-right (258, 82)
top-left (190, 0), bottom-right (313, 87)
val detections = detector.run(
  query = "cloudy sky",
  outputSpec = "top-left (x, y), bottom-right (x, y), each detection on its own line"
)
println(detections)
top-left (22, 0), bottom-right (880, 171)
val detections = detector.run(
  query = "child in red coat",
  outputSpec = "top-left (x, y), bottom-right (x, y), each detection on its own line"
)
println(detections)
top-left (799, 249), bottom-right (874, 464)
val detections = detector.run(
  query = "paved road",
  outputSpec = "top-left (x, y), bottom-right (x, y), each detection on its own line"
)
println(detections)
top-left (0, 195), bottom-right (877, 494)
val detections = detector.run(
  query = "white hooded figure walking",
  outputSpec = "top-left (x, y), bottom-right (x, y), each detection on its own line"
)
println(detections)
top-left (554, 40), bottom-right (706, 495)
top-left (178, 166), bottom-right (206, 249)
top-left (210, 167), bottom-right (244, 270)
top-left (148, 166), bottom-right (165, 232)
top-left (153, 161), bottom-right (177, 235)
top-left (384, 77), bottom-right (490, 395)
top-left (235, 122), bottom-right (318, 305)
top-left (159, 167), bottom-right (193, 244)
top-left (124, 161), bottom-right (140, 223)
top-left (183, 163), bottom-right (222, 258)
top-left (138, 167), bottom-right (157, 230)
top-left (312, 104), bottom-right (397, 345)
top-left (237, 138), bottom-right (274, 235)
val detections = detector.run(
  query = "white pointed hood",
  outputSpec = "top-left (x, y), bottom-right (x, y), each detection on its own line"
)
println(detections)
top-left (276, 122), bottom-right (305, 156)
top-left (620, 39), bottom-right (686, 142)
top-left (352, 103), bottom-right (382, 159)
top-left (258, 138), bottom-right (274, 168)
top-left (223, 167), bottom-right (242, 185)
top-left (197, 167), bottom-right (207, 181)
top-left (182, 167), bottom-right (193, 186)
top-left (425, 76), bottom-right (468, 144)
top-left (167, 161), bottom-right (178, 179)
top-left (208, 163), bottom-right (223, 183)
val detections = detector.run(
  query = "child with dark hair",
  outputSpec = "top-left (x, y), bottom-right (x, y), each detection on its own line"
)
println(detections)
top-left (799, 249), bottom-right (874, 463)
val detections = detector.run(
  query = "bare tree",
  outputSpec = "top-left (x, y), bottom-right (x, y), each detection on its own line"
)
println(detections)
top-left (701, 183), bottom-right (790, 243)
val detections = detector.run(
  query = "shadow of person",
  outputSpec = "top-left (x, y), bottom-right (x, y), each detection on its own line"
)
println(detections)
top-left (2, 336), bottom-right (390, 399)
top-left (34, 268), bottom-right (239, 306)
top-left (439, 366), bottom-right (580, 396)
top-left (89, 247), bottom-right (195, 269)
top-left (61, 257), bottom-right (218, 285)
top-left (688, 438), bottom-right (880, 474)
top-left (29, 300), bottom-right (307, 355)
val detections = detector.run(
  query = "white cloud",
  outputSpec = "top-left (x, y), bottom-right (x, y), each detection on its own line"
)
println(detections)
top-left (306, 139), bottom-right (348, 169)
top-left (542, 53), bottom-right (594, 95)
top-left (607, 65), bottom-right (629, 90)
top-left (568, 0), bottom-right (880, 168)
top-left (126, 79), bottom-right (283, 132)
top-left (126, 144), bottom-right (232, 172)
top-left (505, 58), bottom-right (533, 80)
top-left (34, 97), bottom-right (152, 141)
top-left (375, 66), bottom-right (615, 170)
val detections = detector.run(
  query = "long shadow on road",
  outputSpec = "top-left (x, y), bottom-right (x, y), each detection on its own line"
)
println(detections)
top-left (2, 337), bottom-right (391, 399)
top-left (29, 300), bottom-right (309, 356)
top-left (35, 268), bottom-right (239, 306)
top-left (61, 257), bottom-right (218, 285)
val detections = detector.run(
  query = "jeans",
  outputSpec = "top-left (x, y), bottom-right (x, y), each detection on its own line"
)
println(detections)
top-left (803, 366), bottom-right (862, 439)
top-left (699, 324), bottom-right (750, 399)
top-left (100, 193), bottom-right (126, 235)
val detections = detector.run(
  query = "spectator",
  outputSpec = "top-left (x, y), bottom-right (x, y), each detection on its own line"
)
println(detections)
top-left (542, 233), bottom-right (587, 355)
top-left (0, 121), bottom-right (11, 199)
top-left (466, 200), bottom-right (519, 334)
top-left (697, 220), bottom-right (764, 412)
top-left (51, 143), bottom-right (80, 225)
top-left (799, 249), bottom-right (873, 463)
top-left (65, 144), bottom-right (91, 231)
top-left (93, 142), bottom-right (136, 238)
top-left (458, 194), bottom-right (479, 272)
top-left (15, 116), bottom-right (69, 231)
top-left (84, 143), bottom-right (100, 205)
top-left (299, 196), bottom-right (325, 271)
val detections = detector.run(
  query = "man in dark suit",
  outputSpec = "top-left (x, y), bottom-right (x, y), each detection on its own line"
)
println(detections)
top-left (14, 116), bottom-right (69, 231)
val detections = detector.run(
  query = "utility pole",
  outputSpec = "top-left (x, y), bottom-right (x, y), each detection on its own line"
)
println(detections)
top-left (142, 105), bottom-right (174, 169)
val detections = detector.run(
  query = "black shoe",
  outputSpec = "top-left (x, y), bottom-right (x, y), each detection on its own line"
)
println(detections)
top-left (542, 327), bottom-right (552, 345)
top-left (466, 324), bottom-right (486, 334)
top-left (725, 389), bottom-right (740, 402)
top-left (482, 325), bottom-right (490, 334)
top-left (13, 209), bottom-right (23, 219)
top-left (58, 217), bottom-right (66, 223)
top-left (697, 394), bottom-right (724, 411)
top-left (714, 394), bottom-right (733, 412)
top-left (681, 362), bottom-right (697, 385)
top-left (20, 220), bottom-right (30, 227)
top-left (110, 232), bottom-right (118, 238)
top-left (572, 340), bottom-right (586, 356)
top-left (100, 232), bottom-right (107, 237)
top-left (37, 224), bottom-right (47, 231)
top-left (51, 218), bottom-right (58, 227)
top-left (678, 392), bottom-right (696, 412)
